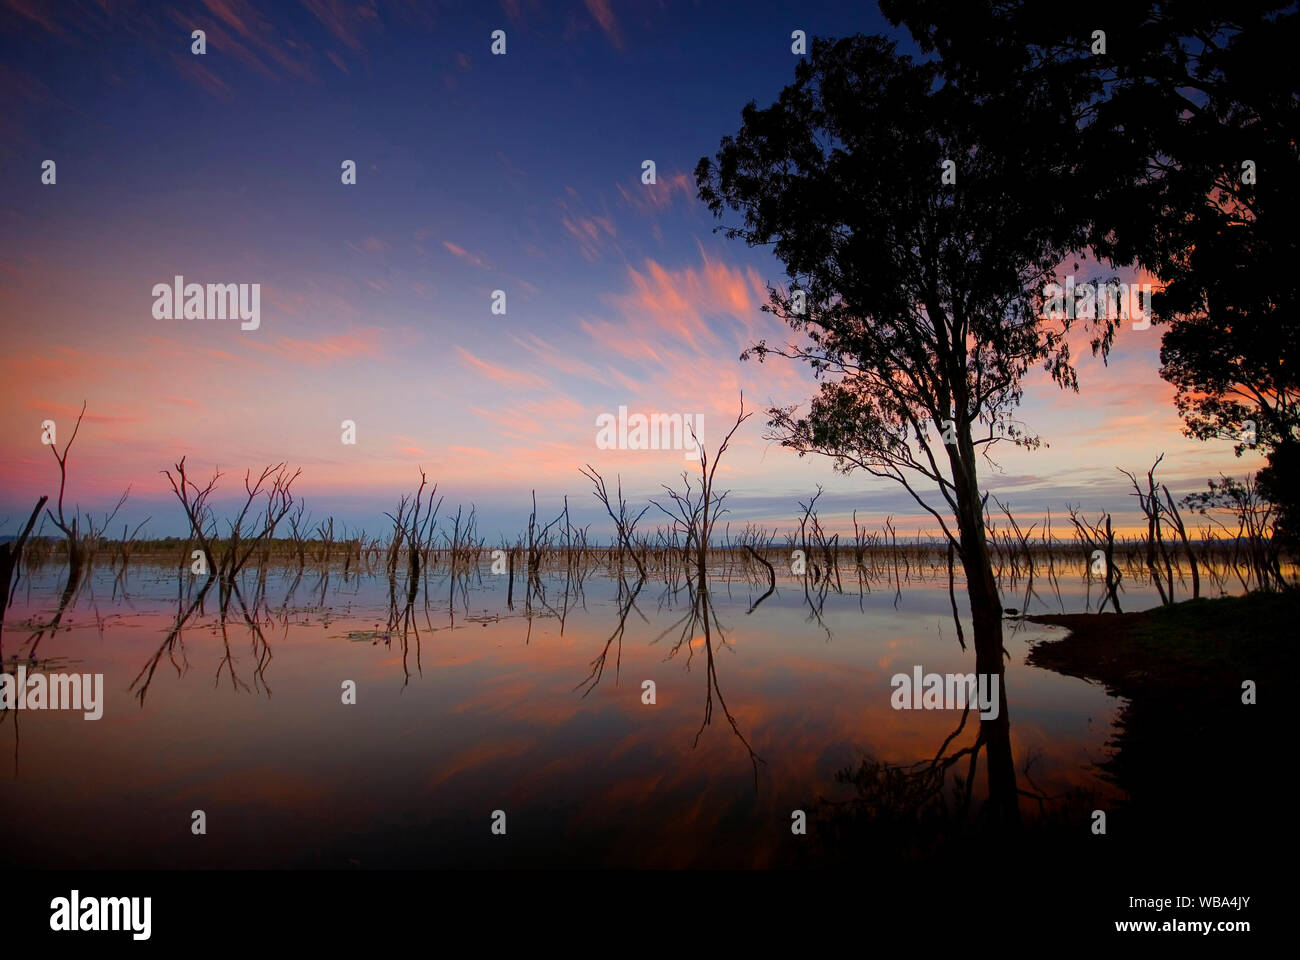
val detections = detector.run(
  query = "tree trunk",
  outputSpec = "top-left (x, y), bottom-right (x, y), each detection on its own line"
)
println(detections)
top-left (952, 439), bottom-right (1021, 829)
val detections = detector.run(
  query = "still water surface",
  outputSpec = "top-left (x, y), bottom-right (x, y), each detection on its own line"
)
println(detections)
top-left (2, 559), bottom-right (1158, 868)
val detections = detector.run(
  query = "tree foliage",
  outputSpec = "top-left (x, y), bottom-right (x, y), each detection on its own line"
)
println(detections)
top-left (885, 0), bottom-right (1300, 538)
top-left (696, 34), bottom-right (1112, 551)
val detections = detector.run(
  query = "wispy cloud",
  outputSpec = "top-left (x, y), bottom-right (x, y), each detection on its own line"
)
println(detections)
top-left (443, 241), bottom-right (488, 268)
top-left (617, 171), bottom-right (696, 214)
top-left (300, 0), bottom-right (376, 51)
top-left (352, 235), bottom-right (390, 254)
top-left (244, 327), bottom-right (386, 366)
top-left (454, 346), bottom-right (548, 389)
top-left (511, 332), bottom-right (606, 382)
top-left (583, 0), bottom-right (622, 49)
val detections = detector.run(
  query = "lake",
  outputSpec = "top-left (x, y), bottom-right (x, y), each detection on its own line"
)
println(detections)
top-left (0, 554), bottom-right (1188, 869)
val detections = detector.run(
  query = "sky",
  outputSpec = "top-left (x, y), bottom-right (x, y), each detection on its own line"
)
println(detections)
top-left (0, 0), bottom-right (1265, 541)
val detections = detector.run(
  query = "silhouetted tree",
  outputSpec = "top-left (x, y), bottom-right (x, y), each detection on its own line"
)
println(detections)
top-left (697, 34), bottom-right (1112, 826)
top-left (886, 0), bottom-right (1300, 544)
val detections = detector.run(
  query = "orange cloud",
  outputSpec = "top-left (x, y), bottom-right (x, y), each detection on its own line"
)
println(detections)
top-left (602, 252), bottom-right (768, 352)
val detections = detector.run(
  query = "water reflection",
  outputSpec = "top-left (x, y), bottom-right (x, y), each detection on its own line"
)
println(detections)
top-left (1, 552), bottom-right (1216, 868)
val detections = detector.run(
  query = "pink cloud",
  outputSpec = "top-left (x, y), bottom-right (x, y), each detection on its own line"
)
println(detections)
top-left (617, 171), bottom-right (696, 214)
top-left (453, 346), bottom-right (548, 389)
top-left (511, 332), bottom-right (606, 382)
top-left (24, 400), bottom-right (142, 425)
top-left (602, 252), bottom-right (768, 353)
top-left (244, 327), bottom-right (385, 366)
top-left (583, 0), bottom-right (622, 49)
top-left (300, 0), bottom-right (370, 50)
top-left (561, 215), bottom-right (617, 261)
top-left (442, 241), bottom-right (487, 268)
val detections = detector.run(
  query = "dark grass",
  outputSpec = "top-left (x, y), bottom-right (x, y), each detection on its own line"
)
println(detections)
top-left (1024, 591), bottom-right (1296, 873)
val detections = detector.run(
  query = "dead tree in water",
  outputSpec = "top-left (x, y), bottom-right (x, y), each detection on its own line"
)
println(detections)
top-left (0, 496), bottom-right (48, 654)
top-left (384, 492), bottom-right (410, 610)
top-left (794, 486), bottom-right (839, 625)
top-left (163, 457), bottom-right (221, 582)
top-left (287, 503), bottom-right (310, 571)
top-left (652, 395), bottom-right (752, 589)
top-left (1068, 506), bottom-right (1123, 613)
top-left (1161, 486), bottom-right (1199, 599)
top-left (1121, 455), bottom-right (1177, 605)
top-left (163, 458), bottom-right (299, 615)
top-left (44, 401), bottom-right (88, 593)
top-left (30, 403), bottom-right (130, 649)
top-left (580, 465), bottom-right (650, 581)
top-left (216, 464), bottom-right (300, 612)
top-left (1182, 473), bottom-right (1284, 592)
top-left (743, 544), bottom-right (776, 614)
top-left (992, 496), bottom-right (1042, 615)
top-left (649, 394), bottom-right (764, 786)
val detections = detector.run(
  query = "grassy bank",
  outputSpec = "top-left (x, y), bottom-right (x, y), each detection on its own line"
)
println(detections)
top-left (1024, 591), bottom-right (1295, 871)
top-left (1026, 590), bottom-right (1298, 690)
